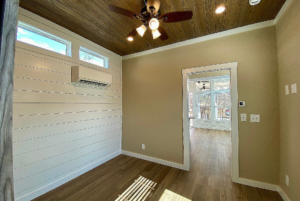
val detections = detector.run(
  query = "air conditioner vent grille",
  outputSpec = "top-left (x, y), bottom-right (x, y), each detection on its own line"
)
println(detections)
top-left (79, 79), bottom-right (109, 87)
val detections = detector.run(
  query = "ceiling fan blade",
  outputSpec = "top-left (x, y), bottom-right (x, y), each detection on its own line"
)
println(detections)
top-left (109, 5), bottom-right (138, 18)
top-left (158, 26), bottom-right (169, 41)
top-left (147, 0), bottom-right (161, 14)
top-left (161, 11), bottom-right (193, 23)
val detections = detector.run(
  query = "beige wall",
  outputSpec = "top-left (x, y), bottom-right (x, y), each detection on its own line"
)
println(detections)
top-left (123, 26), bottom-right (280, 184)
top-left (13, 8), bottom-right (122, 200)
top-left (276, 0), bottom-right (300, 200)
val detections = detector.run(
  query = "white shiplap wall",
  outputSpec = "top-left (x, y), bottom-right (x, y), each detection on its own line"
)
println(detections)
top-left (13, 8), bottom-right (122, 201)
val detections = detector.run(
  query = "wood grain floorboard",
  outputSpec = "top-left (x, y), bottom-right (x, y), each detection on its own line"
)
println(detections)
top-left (34, 128), bottom-right (283, 201)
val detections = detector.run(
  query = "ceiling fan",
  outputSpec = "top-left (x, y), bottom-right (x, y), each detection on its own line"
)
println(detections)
top-left (109, 0), bottom-right (193, 41)
top-left (197, 81), bottom-right (210, 90)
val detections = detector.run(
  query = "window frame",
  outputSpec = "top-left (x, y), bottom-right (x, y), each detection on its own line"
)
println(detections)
top-left (17, 21), bottom-right (72, 56)
top-left (79, 46), bottom-right (109, 69)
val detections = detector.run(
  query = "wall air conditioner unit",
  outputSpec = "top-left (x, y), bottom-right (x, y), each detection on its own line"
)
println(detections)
top-left (249, 0), bottom-right (261, 6)
top-left (71, 66), bottom-right (112, 87)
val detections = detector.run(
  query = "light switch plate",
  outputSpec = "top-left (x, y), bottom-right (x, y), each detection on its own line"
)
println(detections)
top-left (285, 85), bottom-right (289, 95)
top-left (286, 175), bottom-right (289, 186)
top-left (241, 114), bottom-right (247, 122)
top-left (291, 83), bottom-right (297, 94)
top-left (250, 114), bottom-right (260, 122)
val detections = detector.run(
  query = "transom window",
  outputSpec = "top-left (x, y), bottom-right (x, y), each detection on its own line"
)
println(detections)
top-left (79, 47), bottom-right (109, 69)
top-left (17, 21), bottom-right (72, 56)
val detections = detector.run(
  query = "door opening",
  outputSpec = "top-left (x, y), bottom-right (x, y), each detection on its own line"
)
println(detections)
top-left (182, 62), bottom-right (239, 182)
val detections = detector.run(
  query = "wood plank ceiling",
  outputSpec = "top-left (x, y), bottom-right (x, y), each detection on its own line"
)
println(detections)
top-left (19, 0), bottom-right (286, 56)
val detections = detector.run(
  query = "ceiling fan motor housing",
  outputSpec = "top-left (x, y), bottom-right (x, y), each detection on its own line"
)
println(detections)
top-left (249, 0), bottom-right (261, 6)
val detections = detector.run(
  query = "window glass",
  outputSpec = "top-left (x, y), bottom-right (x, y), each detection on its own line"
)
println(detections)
top-left (196, 94), bottom-right (211, 120)
top-left (214, 80), bottom-right (230, 90)
top-left (17, 24), bottom-right (69, 55)
top-left (215, 92), bottom-right (230, 121)
top-left (196, 81), bottom-right (211, 91)
top-left (79, 47), bottom-right (108, 68)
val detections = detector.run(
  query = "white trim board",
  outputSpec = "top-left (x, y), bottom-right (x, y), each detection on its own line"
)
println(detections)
top-left (122, 150), bottom-right (187, 171)
top-left (122, 20), bottom-right (274, 60)
top-left (277, 187), bottom-right (291, 201)
top-left (274, 0), bottom-right (294, 24)
top-left (16, 150), bottom-right (121, 201)
top-left (122, 0), bottom-right (293, 60)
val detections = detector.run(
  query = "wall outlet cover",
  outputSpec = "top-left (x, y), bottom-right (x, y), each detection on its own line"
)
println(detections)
top-left (285, 85), bottom-right (289, 95)
top-left (142, 144), bottom-right (145, 150)
top-left (241, 114), bottom-right (247, 122)
top-left (291, 83), bottom-right (297, 94)
top-left (286, 175), bottom-right (289, 186)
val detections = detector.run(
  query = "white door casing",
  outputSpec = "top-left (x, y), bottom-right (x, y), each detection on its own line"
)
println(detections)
top-left (182, 62), bottom-right (239, 182)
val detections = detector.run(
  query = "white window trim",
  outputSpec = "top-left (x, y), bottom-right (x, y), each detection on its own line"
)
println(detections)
top-left (17, 21), bottom-right (72, 56)
top-left (79, 46), bottom-right (109, 69)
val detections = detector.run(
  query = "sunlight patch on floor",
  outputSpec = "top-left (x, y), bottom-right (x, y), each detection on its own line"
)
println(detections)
top-left (116, 176), bottom-right (157, 201)
top-left (159, 189), bottom-right (191, 201)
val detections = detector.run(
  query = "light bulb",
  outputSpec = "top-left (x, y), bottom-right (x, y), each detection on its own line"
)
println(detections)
top-left (215, 6), bottom-right (226, 14)
top-left (136, 25), bottom-right (147, 37)
top-left (152, 29), bottom-right (161, 39)
top-left (127, 36), bottom-right (133, 41)
top-left (149, 18), bottom-right (159, 30)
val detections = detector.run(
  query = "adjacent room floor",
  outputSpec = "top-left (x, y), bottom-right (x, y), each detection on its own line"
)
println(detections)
top-left (34, 128), bottom-right (283, 201)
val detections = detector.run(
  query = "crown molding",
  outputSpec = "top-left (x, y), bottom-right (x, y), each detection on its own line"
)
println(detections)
top-left (122, 20), bottom-right (275, 60)
top-left (274, 0), bottom-right (294, 24)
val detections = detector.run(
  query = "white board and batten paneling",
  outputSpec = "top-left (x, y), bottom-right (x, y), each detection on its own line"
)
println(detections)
top-left (13, 8), bottom-right (122, 201)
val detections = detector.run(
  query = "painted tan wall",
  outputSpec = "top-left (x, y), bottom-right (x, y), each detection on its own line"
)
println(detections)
top-left (276, 0), bottom-right (300, 200)
top-left (123, 26), bottom-right (280, 184)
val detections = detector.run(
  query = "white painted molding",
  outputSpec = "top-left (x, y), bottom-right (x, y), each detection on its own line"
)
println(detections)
top-left (122, 150), bottom-right (187, 171)
top-left (277, 187), bottom-right (291, 201)
top-left (122, 20), bottom-right (274, 60)
top-left (274, 0), bottom-right (294, 24)
top-left (16, 150), bottom-right (121, 201)
top-left (233, 177), bottom-right (278, 191)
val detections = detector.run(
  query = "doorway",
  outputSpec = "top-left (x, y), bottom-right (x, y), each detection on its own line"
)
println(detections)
top-left (182, 62), bottom-right (239, 182)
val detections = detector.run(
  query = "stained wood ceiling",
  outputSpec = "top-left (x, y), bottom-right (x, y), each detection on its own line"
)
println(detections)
top-left (19, 0), bottom-right (286, 56)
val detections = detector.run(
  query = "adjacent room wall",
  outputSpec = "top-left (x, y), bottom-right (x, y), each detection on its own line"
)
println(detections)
top-left (13, 8), bottom-right (122, 201)
top-left (123, 26), bottom-right (280, 184)
top-left (276, 0), bottom-right (300, 200)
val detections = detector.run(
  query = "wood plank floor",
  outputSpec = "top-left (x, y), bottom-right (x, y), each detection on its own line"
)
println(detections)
top-left (34, 128), bottom-right (283, 201)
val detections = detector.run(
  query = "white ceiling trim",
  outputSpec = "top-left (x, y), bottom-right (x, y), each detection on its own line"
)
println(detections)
top-left (122, 0), bottom-right (292, 60)
top-left (122, 20), bottom-right (274, 60)
top-left (274, 0), bottom-right (294, 24)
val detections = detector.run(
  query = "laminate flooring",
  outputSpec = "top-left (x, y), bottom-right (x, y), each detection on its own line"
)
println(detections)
top-left (34, 128), bottom-right (283, 201)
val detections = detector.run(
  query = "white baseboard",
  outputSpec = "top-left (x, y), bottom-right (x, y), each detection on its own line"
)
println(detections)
top-left (122, 150), bottom-right (187, 171)
top-left (16, 150), bottom-right (121, 201)
top-left (277, 187), bottom-right (291, 201)
top-left (233, 177), bottom-right (278, 191)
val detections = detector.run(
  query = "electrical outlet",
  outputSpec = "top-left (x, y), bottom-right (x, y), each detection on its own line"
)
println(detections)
top-left (142, 144), bottom-right (145, 150)
top-left (286, 175), bottom-right (289, 186)
top-left (241, 114), bottom-right (247, 122)
top-left (250, 114), bottom-right (260, 122)
top-left (291, 83), bottom-right (297, 94)
top-left (285, 85), bottom-right (289, 95)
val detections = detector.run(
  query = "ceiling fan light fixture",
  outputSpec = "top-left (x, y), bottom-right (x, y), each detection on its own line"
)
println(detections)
top-left (152, 29), bottom-right (161, 39)
top-left (215, 6), bottom-right (226, 14)
top-left (136, 25), bottom-right (147, 37)
top-left (149, 18), bottom-right (160, 30)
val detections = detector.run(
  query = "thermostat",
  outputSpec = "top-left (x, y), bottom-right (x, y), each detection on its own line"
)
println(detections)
top-left (239, 101), bottom-right (246, 107)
